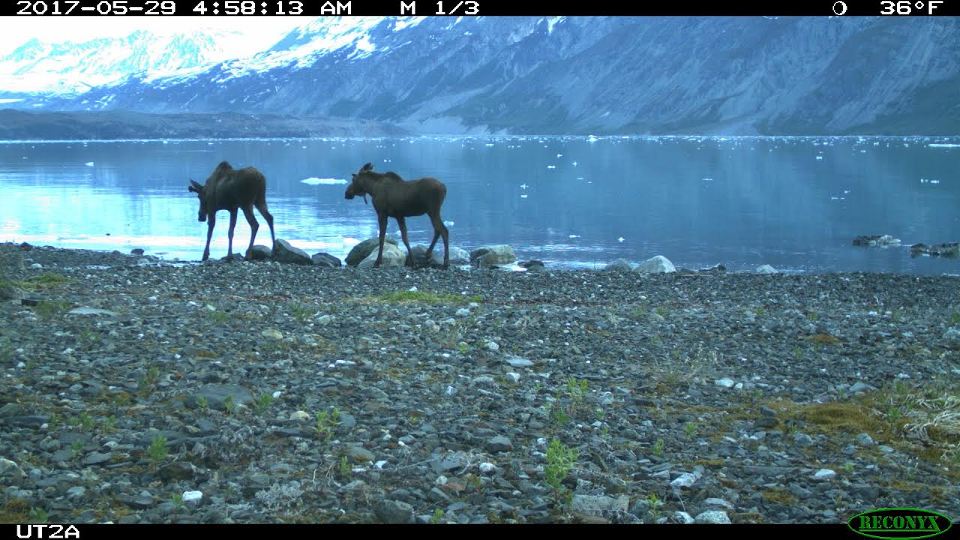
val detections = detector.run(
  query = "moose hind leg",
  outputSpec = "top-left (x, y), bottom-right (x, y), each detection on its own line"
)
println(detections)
top-left (396, 216), bottom-right (414, 267)
top-left (242, 205), bottom-right (259, 259)
top-left (255, 201), bottom-right (276, 252)
top-left (428, 212), bottom-right (449, 268)
top-left (226, 209), bottom-right (239, 259)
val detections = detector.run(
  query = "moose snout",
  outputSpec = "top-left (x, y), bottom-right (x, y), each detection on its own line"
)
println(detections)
top-left (198, 213), bottom-right (206, 222)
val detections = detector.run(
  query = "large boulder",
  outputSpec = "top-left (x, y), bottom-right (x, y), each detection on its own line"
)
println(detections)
top-left (635, 255), bottom-right (676, 274)
top-left (247, 245), bottom-right (273, 261)
top-left (346, 237), bottom-right (399, 267)
top-left (853, 234), bottom-right (901, 247)
top-left (358, 243), bottom-right (406, 268)
top-left (604, 259), bottom-right (634, 272)
top-left (409, 244), bottom-right (470, 267)
top-left (910, 242), bottom-right (959, 257)
top-left (312, 252), bottom-right (342, 268)
top-left (273, 239), bottom-right (312, 265)
top-left (470, 245), bottom-right (517, 267)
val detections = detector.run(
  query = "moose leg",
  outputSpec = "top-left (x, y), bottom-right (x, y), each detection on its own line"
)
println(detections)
top-left (202, 214), bottom-right (216, 261)
top-left (396, 216), bottom-right (414, 267)
top-left (255, 201), bottom-right (276, 253)
top-left (375, 212), bottom-right (388, 268)
top-left (425, 230), bottom-right (440, 263)
top-left (428, 212), bottom-right (450, 268)
top-left (242, 205), bottom-right (259, 259)
top-left (226, 209), bottom-right (238, 259)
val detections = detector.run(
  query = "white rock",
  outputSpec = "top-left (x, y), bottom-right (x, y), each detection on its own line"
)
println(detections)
top-left (636, 255), bottom-right (676, 274)
top-left (695, 510), bottom-right (731, 524)
top-left (674, 511), bottom-right (695, 524)
top-left (670, 468), bottom-right (703, 488)
top-left (485, 340), bottom-right (500, 352)
top-left (182, 490), bottom-right (203, 506)
top-left (505, 356), bottom-right (533, 368)
top-left (813, 469), bottom-right (836, 480)
top-left (68, 307), bottom-right (118, 317)
top-left (756, 264), bottom-right (778, 274)
top-left (714, 378), bottom-right (736, 388)
top-left (505, 372), bottom-right (521, 383)
top-left (30, 263), bottom-right (42, 269)
top-left (289, 411), bottom-right (311, 422)
top-left (455, 308), bottom-right (470, 317)
top-left (479, 462), bottom-right (497, 474)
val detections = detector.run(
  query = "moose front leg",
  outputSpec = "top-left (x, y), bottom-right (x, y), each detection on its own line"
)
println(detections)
top-left (226, 209), bottom-right (238, 259)
top-left (375, 212), bottom-right (388, 268)
top-left (202, 214), bottom-right (217, 261)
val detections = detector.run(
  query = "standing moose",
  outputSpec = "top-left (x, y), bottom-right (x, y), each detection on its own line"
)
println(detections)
top-left (188, 161), bottom-right (276, 261)
top-left (345, 162), bottom-right (450, 268)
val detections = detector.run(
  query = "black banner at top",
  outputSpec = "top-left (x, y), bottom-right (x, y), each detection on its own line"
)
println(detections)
top-left (5, 0), bottom-right (960, 16)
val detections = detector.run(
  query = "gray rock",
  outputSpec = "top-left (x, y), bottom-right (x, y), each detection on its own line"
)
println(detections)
top-left (714, 378), bottom-right (735, 388)
top-left (856, 433), bottom-right (876, 446)
top-left (504, 356), bottom-right (533, 368)
top-left (695, 510), bottom-right (731, 524)
top-left (794, 433), bottom-right (815, 446)
top-left (673, 511), bottom-right (696, 524)
top-left (571, 494), bottom-right (629, 516)
top-left (66, 486), bottom-right (86, 499)
top-left (194, 384), bottom-right (254, 411)
top-left (273, 239), bottom-right (312, 265)
top-left (248, 245), bottom-right (273, 261)
top-left (636, 255), bottom-right (676, 274)
top-left (849, 382), bottom-right (876, 394)
top-left (82, 452), bottom-right (112, 466)
top-left (703, 498), bottom-right (734, 510)
top-left (358, 243), bottom-right (406, 268)
top-left (470, 245), bottom-right (516, 267)
top-left (0, 404), bottom-right (23, 418)
top-left (311, 252), bottom-right (342, 268)
top-left (158, 462), bottom-right (197, 481)
top-left (374, 499), bottom-right (416, 524)
top-left (0, 457), bottom-right (25, 479)
top-left (519, 260), bottom-right (545, 271)
top-left (346, 237), bottom-right (399, 267)
top-left (486, 436), bottom-right (513, 453)
top-left (345, 446), bottom-right (375, 463)
top-left (604, 259), bottom-right (633, 272)
top-left (68, 307), bottom-right (117, 317)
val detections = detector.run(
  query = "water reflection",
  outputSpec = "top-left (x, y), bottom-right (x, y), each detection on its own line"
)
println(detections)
top-left (1, 136), bottom-right (959, 273)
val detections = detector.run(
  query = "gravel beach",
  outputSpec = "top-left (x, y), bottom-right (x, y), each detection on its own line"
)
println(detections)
top-left (1, 242), bottom-right (958, 524)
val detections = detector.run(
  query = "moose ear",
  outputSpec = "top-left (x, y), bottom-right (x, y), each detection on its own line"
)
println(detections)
top-left (361, 162), bottom-right (373, 172)
top-left (189, 180), bottom-right (203, 193)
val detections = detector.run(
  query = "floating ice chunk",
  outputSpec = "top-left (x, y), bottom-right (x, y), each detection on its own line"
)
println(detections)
top-left (569, 234), bottom-right (580, 239)
top-left (520, 194), bottom-right (528, 199)
top-left (556, 153), bottom-right (563, 158)
top-left (929, 143), bottom-right (960, 148)
top-left (85, 162), bottom-right (94, 167)
top-left (301, 177), bottom-right (347, 185)
top-left (815, 156), bottom-right (823, 160)
top-left (520, 183), bottom-right (529, 189)
top-left (702, 177), bottom-right (713, 182)
top-left (618, 237), bottom-right (625, 243)
top-left (485, 143), bottom-right (495, 147)
top-left (930, 179), bottom-right (941, 184)
top-left (443, 220), bottom-right (455, 227)
top-left (587, 135), bottom-right (599, 143)
top-left (547, 165), bottom-right (556, 169)
top-left (572, 161), bottom-right (578, 166)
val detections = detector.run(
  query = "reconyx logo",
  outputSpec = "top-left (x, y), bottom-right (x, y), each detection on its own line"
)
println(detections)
top-left (849, 508), bottom-right (953, 540)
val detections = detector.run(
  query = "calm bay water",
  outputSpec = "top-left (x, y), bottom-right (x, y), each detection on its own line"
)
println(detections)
top-left (2, 136), bottom-right (959, 274)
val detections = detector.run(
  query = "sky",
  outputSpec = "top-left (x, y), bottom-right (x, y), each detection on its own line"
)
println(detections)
top-left (0, 16), bottom-right (307, 56)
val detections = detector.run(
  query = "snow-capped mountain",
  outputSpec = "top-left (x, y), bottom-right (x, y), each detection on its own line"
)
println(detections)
top-left (0, 29), bottom-right (252, 95)
top-left (9, 17), bottom-right (960, 135)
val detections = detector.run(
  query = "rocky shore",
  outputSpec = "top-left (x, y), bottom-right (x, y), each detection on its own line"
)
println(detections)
top-left (1, 243), bottom-right (958, 524)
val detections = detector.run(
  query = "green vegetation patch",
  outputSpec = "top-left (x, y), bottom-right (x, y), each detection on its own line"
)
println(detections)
top-left (363, 290), bottom-right (482, 305)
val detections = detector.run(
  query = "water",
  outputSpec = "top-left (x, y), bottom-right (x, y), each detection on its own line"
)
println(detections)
top-left (2, 136), bottom-right (959, 274)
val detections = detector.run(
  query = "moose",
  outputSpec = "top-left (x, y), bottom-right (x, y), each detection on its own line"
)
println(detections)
top-left (345, 162), bottom-right (449, 268)
top-left (188, 161), bottom-right (276, 261)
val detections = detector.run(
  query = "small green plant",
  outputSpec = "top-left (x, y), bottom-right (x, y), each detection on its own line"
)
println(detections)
top-left (28, 507), bottom-right (49, 524)
top-left (290, 303), bottom-right (315, 322)
top-left (196, 396), bottom-right (209, 411)
top-left (566, 378), bottom-right (589, 404)
top-left (842, 462), bottom-right (855, 474)
top-left (951, 311), bottom-right (960, 326)
top-left (209, 310), bottom-right (229, 324)
top-left (754, 307), bottom-right (766, 317)
top-left (429, 508), bottom-right (444, 524)
top-left (647, 493), bottom-right (664, 522)
top-left (70, 440), bottom-right (84, 458)
top-left (544, 439), bottom-right (578, 503)
top-left (78, 412), bottom-right (95, 432)
top-left (102, 415), bottom-right (117, 434)
top-left (374, 291), bottom-right (480, 305)
top-left (316, 407), bottom-right (341, 440)
top-left (654, 306), bottom-right (668, 318)
top-left (548, 402), bottom-right (570, 427)
top-left (147, 434), bottom-right (168, 463)
top-left (171, 492), bottom-right (186, 511)
top-left (684, 422), bottom-right (698, 438)
top-left (223, 395), bottom-right (236, 414)
top-left (457, 342), bottom-right (471, 354)
top-left (32, 300), bottom-right (70, 320)
top-left (652, 438), bottom-right (665, 458)
top-left (254, 393), bottom-right (274, 415)
top-left (338, 455), bottom-right (351, 480)
top-left (138, 366), bottom-right (161, 395)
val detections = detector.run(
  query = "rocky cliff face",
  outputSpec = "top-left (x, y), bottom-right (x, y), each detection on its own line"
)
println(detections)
top-left (25, 17), bottom-right (960, 135)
